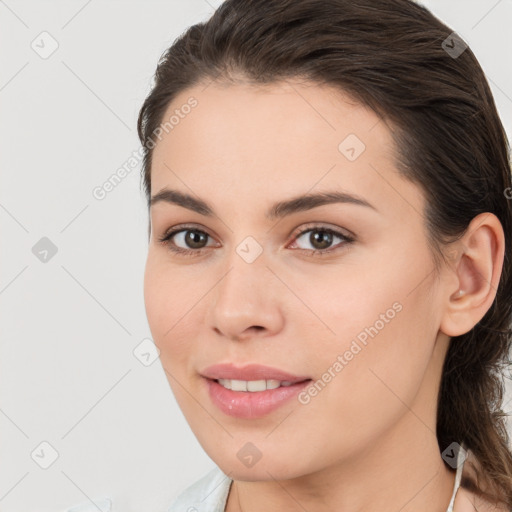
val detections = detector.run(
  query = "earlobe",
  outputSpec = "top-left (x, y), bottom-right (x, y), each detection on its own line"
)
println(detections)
top-left (439, 213), bottom-right (505, 338)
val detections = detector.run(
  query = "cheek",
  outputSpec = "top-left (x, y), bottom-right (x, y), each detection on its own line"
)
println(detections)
top-left (143, 256), bottom-right (213, 427)
top-left (143, 255), bottom-right (170, 342)
top-left (143, 253), bottom-right (200, 367)
top-left (316, 238), bottom-right (437, 354)
top-left (331, 297), bottom-right (436, 447)
top-left (296, 245), bottom-right (439, 422)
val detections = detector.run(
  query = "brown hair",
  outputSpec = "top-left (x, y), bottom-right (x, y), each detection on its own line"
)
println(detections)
top-left (137, 0), bottom-right (512, 506)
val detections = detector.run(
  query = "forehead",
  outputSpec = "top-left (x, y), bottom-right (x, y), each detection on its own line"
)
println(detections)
top-left (152, 79), bottom-right (386, 168)
top-left (150, 80), bottom-right (423, 221)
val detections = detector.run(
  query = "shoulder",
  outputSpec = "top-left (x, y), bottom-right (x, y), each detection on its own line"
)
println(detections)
top-left (454, 487), bottom-right (509, 512)
top-left (167, 466), bottom-right (233, 512)
top-left (454, 450), bottom-right (510, 512)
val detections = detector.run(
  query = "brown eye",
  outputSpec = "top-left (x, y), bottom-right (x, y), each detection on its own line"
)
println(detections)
top-left (290, 226), bottom-right (355, 255)
top-left (159, 227), bottom-right (215, 254)
top-left (309, 230), bottom-right (333, 250)
top-left (182, 230), bottom-right (209, 249)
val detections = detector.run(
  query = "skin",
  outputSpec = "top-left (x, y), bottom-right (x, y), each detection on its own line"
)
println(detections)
top-left (144, 79), bottom-right (505, 512)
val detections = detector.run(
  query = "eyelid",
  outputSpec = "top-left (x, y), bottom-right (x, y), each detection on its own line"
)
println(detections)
top-left (288, 222), bottom-right (356, 243)
top-left (158, 223), bottom-right (214, 242)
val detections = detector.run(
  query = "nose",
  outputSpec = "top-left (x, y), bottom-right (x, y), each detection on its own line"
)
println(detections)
top-left (206, 251), bottom-right (285, 342)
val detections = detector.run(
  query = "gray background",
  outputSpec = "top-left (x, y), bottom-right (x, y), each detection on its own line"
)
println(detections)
top-left (1, 1), bottom-right (511, 511)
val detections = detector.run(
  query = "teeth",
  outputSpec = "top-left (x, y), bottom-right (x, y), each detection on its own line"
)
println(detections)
top-left (247, 380), bottom-right (266, 392)
top-left (265, 379), bottom-right (281, 390)
top-left (231, 379), bottom-right (247, 391)
top-left (217, 379), bottom-right (290, 391)
top-left (217, 378), bottom-right (232, 390)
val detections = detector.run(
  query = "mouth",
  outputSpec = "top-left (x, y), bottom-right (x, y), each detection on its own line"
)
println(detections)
top-left (200, 362), bottom-right (311, 382)
top-left (200, 363), bottom-right (312, 418)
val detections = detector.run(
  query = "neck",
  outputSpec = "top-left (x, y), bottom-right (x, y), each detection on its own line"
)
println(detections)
top-left (228, 423), bottom-right (456, 512)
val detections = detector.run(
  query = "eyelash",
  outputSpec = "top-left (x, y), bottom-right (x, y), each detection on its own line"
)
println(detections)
top-left (157, 223), bottom-right (355, 258)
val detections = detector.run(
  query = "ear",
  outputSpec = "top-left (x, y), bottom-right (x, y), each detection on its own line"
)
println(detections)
top-left (439, 212), bottom-right (505, 337)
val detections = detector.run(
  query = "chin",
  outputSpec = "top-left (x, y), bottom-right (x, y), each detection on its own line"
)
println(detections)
top-left (204, 442), bottom-right (312, 482)
top-left (217, 460), bottom-right (299, 482)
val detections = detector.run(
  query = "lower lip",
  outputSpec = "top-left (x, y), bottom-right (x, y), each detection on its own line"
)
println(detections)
top-left (205, 378), bottom-right (311, 419)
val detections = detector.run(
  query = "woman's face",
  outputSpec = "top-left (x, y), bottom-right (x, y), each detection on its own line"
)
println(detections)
top-left (144, 80), bottom-right (451, 480)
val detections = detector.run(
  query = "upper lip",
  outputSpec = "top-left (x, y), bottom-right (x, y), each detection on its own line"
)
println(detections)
top-left (201, 363), bottom-right (311, 383)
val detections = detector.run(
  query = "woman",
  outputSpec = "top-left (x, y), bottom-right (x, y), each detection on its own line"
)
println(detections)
top-left (137, 0), bottom-right (512, 510)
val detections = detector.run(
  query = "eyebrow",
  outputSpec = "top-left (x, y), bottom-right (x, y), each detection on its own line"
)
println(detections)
top-left (150, 188), bottom-right (377, 220)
